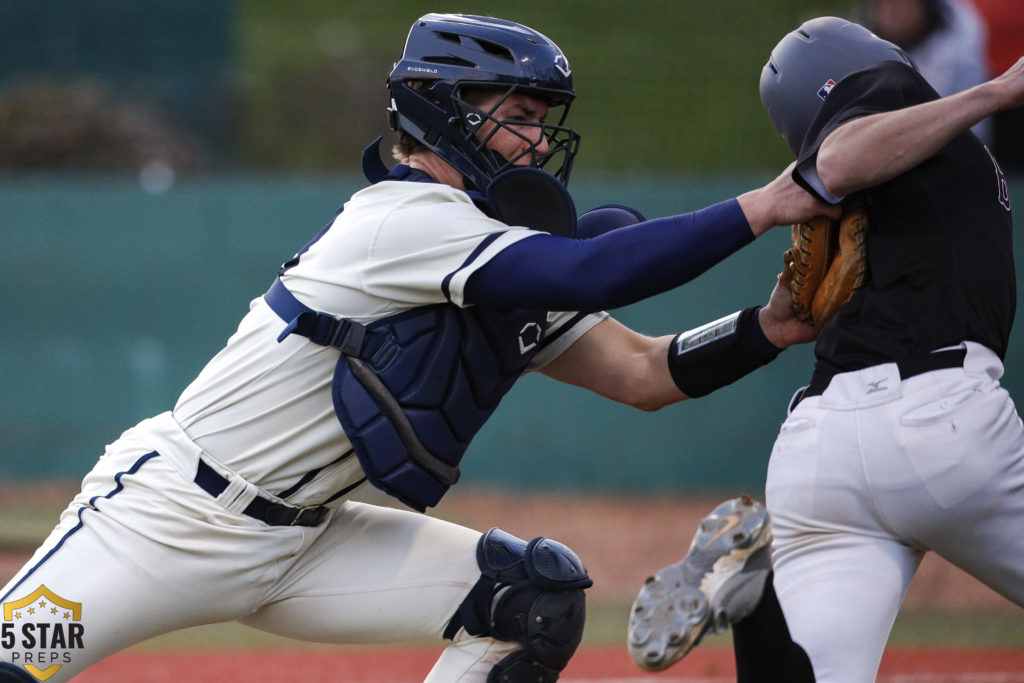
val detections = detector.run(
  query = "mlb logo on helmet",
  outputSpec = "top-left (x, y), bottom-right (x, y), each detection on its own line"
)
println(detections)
top-left (817, 79), bottom-right (837, 101)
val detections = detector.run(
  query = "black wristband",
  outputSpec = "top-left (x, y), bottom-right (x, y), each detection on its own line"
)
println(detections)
top-left (667, 306), bottom-right (782, 398)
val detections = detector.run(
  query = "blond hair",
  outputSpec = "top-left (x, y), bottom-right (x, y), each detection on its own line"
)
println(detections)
top-left (391, 83), bottom-right (505, 163)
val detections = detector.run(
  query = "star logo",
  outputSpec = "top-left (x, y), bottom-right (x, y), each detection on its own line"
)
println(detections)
top-left (3, 585), bottom-right (84, 681)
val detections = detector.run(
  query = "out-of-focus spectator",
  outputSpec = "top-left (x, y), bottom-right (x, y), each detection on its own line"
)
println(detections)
top-left (859, 0), bottom-right (992, 144)
top-left (971, 0), bottom-right (1024, 171)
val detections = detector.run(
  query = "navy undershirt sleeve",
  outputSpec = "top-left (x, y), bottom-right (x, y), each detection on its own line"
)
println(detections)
top-left (465, 199), bottom-right (753, 311)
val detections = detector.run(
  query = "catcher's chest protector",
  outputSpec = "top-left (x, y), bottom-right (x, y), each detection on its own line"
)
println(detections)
top-left (265, 278), bottom-right (545, 511)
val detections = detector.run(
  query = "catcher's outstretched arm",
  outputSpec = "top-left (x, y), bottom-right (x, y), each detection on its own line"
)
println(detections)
top-left (467, 200), bottom-right (755, 312)
top-left (666, 306), bottom-right (782, 398)
top-left (539, 318), bottom-right (683, 411)
top-left (543, 285), bottom-right (820, 408)
top-left (736, 162), bottom-right (840, 235)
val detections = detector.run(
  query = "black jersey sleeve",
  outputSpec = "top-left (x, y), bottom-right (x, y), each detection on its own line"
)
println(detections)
top-left (793, 62), bottom-right (941, 202)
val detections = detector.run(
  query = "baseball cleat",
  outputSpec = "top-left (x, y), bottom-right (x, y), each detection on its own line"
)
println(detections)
top-left (627, 494), bottom-right (772, 672)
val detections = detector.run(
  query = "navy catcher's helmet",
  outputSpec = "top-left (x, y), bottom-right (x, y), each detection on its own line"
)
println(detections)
top-left (387, 13), bottom-right (580, 191)
top-left (759, 16), bottom-right (915, 156)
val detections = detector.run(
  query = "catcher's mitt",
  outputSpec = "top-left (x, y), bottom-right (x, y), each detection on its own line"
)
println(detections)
top-left (781, 197), bottom-right (868, 327)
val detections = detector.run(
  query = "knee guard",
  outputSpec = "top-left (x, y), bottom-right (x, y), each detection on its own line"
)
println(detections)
top-left (0, 663), bottom-right (37, 683)
top-left (444, 527), bottom-right (593, 682)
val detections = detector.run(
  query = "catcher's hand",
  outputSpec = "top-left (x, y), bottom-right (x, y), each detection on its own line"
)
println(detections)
top-left (780, 197), bottom-right (868, 327)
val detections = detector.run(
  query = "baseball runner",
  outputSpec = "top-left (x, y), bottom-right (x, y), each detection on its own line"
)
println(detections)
top-left (628, 16), bottom-right (1024, 683)
top-left (0, 13), bottom-right (835, 683)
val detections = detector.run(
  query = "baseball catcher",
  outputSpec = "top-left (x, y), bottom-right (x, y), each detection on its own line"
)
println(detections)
top-left (0, 12), bottom-right (838, 683)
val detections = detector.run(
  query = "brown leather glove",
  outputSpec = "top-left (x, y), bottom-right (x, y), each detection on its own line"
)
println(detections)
top-left (780, 197), bottom-right (868, 327)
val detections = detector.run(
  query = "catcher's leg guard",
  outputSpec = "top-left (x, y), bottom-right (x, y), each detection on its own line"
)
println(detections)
top-left (445, 527), bottom-right (593, 682)
top-left (0, 663), bottom-right (37, 683)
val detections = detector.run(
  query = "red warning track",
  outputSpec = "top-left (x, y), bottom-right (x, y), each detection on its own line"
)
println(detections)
top-left (72, 645), bottom-right (1024, 682)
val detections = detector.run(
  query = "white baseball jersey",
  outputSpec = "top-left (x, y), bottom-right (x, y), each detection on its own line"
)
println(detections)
top-left (173, 178), bottom-right (605, 506)
top-left (0, 177), bottom-right (605, 682)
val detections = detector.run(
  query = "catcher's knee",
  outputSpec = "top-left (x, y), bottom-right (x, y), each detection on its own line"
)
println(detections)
top-left (0, 663), bottom-right (37, 683)
top-left (445, 527), bottom-right (593, 682)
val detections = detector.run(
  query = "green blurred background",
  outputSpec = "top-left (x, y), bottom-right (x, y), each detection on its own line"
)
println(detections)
top-left (234, 0), bottom-right (853, 172)
top-left (0, 0), bottom-right (852, 174)
top-left (0, 0), bottom-right (1021, 497)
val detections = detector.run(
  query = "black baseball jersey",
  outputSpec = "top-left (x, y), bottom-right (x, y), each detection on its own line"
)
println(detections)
top-left (795, 61), bottom-right (1016, 378)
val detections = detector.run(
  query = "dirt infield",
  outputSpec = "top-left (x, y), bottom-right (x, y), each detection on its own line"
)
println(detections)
top-left (1, 482), bottom-right (1019, 610)
top-left (430, 486), bottom-right (1020, 611)
top-left (3, 483), bottom-right (1017, 610)
top-left (3, 483), bottom-right (1022, 682)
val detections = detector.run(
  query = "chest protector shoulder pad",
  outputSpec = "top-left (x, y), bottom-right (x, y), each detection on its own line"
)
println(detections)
top-left (265, 278), bottom-right (546, 511)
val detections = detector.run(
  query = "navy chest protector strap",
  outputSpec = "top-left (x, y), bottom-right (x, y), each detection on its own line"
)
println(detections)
top-left (264, 277), bottom-right (546, 511)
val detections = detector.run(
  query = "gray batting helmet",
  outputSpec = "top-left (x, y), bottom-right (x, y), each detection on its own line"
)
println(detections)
top-left (759, 16), bottom-right (915, 156)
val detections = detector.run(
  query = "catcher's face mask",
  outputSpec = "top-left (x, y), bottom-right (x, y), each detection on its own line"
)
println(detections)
top-left (387, 13), bottom-right (580, 192)
top-left (454, 85), bottom-right (579, 189)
